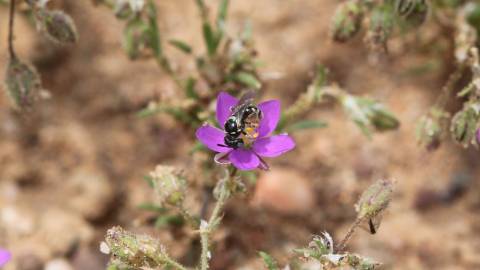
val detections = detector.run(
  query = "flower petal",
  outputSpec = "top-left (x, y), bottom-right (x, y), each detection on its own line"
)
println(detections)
top-left (216, 92), bottom-right (239, 126)
top-left (195, 125), bottom-right (230, 153)
top-left (214, 152), bottom-right (232, 165)
top-left (0, 249), bottom-right (11, 267)
top-left (258, 100), bottom-right (280, 137)
top-left (229, 149), bottom-right (260, 170)
top-left (253, 134), bottom-right (295, 157)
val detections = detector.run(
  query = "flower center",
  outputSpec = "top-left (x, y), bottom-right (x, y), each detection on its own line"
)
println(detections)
top-left (241, 125), bottom-right (259, 147)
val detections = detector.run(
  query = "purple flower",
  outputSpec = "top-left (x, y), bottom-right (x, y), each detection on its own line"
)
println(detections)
top-left (0, 249), bottom-right (11, 267)
top-left (196, 92), bottom-right (295, 170)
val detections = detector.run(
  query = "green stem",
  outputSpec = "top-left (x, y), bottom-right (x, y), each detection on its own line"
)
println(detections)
top-left (199, 168), bottom-right (237, 270)
top-left (8, 0), bottom-right (16, 59)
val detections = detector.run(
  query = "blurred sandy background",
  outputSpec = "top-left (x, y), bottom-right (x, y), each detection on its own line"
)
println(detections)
top-left (0, 0), bottom-right (480, 269)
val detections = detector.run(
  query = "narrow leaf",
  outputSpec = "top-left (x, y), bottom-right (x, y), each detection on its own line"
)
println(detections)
top-left (155, 215), bottom-right (184, 228)
top-left (259, 251), bottom-right (279, 270)
top-left (169, 39), bottom-right (192, 54)
top-left (203, 22), bottom-right (220, 56)
top-left (241, 20), bottom-right (253, 41)
top-left (231, 71), bottom-right (261, 89)
top-left (216, 0), bottom-right (229, 35)
top-left (137, 203), bottom-right (166, 212)
top-left (145, 0), bottom-right (162, 57)
top-left (286, 120), bottom-right (328, 132)
top-left (184, 77), bottom-right (199, 99)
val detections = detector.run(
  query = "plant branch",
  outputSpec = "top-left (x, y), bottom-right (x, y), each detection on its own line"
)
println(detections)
top-left (199, 168), bottom-right (237, 270)
top-left (8, 0), bottom-right (16, 59)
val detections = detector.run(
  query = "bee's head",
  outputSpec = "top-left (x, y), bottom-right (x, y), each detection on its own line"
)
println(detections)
top-left (224, 117), bottom-right (240, 134)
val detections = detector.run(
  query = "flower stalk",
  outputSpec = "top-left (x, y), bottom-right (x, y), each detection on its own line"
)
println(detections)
top-left (199, 167), bottom-right (236, 270)
top-left (335, 216), bottom-right (365, 253)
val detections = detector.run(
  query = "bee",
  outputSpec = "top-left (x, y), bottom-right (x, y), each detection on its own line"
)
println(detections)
top-left (219, 91), bottom-right (263, 149)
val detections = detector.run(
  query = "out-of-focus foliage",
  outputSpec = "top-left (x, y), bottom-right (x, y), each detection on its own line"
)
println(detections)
top-left (4, 57), bottom-right (42, 110)
top-left (330, 0), bottom-right (480, 149)
top-left (2, 0), bottom-right (78, 111)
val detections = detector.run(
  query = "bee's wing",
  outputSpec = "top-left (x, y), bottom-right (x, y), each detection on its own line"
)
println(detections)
top-left (230, 90), bottom-right (256, 118)
top-left (238, 90), bottom-right (257, 106)
top-left (231, 104), bottom-right (247, 122)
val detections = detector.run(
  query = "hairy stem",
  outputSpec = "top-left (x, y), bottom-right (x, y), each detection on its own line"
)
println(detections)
top-left (199, 168), bottom-right (237, 270)
top-left (161, 255), bottom-right (189, 270)
top-left (199, 226), bottom-right (210, 270)
top-left (335, 216), bottom-right (365, 253)
top-left (436, 64), bottom-right (466, 109)
top-left (8, 0), bottom-right (16, 59)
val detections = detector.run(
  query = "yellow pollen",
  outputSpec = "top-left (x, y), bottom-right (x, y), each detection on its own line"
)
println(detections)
top-left (242, 127), bottom-right (259, 145)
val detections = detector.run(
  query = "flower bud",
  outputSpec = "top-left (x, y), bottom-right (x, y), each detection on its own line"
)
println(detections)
top-left (467, 2), bottom-right (480, 37)
top-left (113, 0), bottom-right (131, 18)
top-left (293, 233), bottom-right (381, 269)
top-left (129, 0), bottom-right (145, 12)
top-left (4, 57), bottom-right (42, 110)
top-left (455, 4), bottom-right (477, 63)
top-left (123, 18), bottom-right (149, 59)
top-left (365, 4), bottom-right (394, 52)
top-left (37, 9), bottom-right (78, 44)
top-left (150, 165), bottom-right (187, 206)
top-left (355, 179), bottom-right (394, 220)
top-left (369, 103), bottom-right (400, 131)
top-left (331, 0), bottom-right (363, 42)
top-left (416, 108), bottom-right (448, 150)
top-left (341, 95), bottom-right (399, 137)
top-left (104, 226), bottom-right (165, 267)
top-left (294, 232), bottom-right (333, 259)
top-left (396, 0), bottom-right (416, 16)
top-left (396, 0), bottom-right (429, 27)
top-left (450, 104), bottom-right (480, 147)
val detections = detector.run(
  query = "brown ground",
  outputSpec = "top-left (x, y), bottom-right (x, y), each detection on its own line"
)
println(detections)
top-left (1, 1), bottom-right (480, 270)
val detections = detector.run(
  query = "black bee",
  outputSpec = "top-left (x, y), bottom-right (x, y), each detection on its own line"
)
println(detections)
top-left (219, 92), bottom-right (263, 149)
